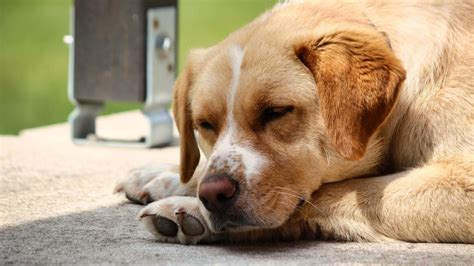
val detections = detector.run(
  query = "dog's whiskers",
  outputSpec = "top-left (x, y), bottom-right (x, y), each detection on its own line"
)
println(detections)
top-left (259, 194), bottom-right (306, 220)
top-left (272, 187), bottom-right (322, 212)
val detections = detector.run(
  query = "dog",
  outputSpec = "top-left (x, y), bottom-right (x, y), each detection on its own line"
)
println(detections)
top-left (115, 0), bottom-right (474, 244)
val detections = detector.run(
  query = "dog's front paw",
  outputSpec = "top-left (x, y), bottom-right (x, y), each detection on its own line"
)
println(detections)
top-left (114, 164), bottom-right (187, 204)
top-left (138, 196), bottom-right (216, 244)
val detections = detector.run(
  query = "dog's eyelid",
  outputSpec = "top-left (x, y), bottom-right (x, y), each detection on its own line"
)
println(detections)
top-left (267, 105), bottom-right (294, 112)
top-left (261, 105), bottom-right (294, 124)
top-left (200, 122), bottom-right (214, 130)
top-left (195, 119), bottom-right (215, 131)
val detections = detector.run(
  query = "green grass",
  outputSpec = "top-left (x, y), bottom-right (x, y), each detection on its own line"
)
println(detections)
top-left (0, 0), bottom-right (275, 135)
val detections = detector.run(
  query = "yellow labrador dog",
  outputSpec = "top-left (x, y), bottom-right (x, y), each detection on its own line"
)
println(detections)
top-left (115, 0), bottom-right (473, 244)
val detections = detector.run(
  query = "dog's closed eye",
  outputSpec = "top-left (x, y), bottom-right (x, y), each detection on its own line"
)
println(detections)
top-left (199, 121), bottom-right (214, 131)
top-left (261, 106), bottom-right (294, 125)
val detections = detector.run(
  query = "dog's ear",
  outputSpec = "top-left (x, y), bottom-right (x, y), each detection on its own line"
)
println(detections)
top-left (295, 30), bottom-right (405, 160)
top-left (173, 52), bottom-right (202, 183)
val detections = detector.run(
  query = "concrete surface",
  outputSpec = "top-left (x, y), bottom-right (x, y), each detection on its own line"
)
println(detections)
top-left (1, 111), bottom-right (473, 264)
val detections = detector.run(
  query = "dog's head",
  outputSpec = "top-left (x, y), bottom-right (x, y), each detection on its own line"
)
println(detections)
top-left (173, 4), bottom-right (405, 232)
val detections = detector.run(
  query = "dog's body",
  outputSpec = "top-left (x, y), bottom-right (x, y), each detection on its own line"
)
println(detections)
top-left (116, 0), bottom-right (474, 244)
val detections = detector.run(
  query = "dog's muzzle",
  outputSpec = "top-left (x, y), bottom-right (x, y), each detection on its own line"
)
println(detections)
top-left (198, 173), bottom-right (255, 231)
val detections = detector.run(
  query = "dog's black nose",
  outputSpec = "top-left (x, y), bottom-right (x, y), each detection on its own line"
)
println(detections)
top-left (198, 174), bottom-right (238, 214)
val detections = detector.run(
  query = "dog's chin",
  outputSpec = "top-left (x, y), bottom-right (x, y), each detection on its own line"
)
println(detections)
top-left (219, 223), bottom-right (263, 233)
top-left (200, 205), bottom-right (298, 234)
top-left (207, 217), bottom-right (281, 233)
top-left (203, 213), bottom-right (259, 233)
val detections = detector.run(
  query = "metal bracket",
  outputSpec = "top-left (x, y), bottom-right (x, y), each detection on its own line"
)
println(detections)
top-left (67, 5), bottom-right (176, 148)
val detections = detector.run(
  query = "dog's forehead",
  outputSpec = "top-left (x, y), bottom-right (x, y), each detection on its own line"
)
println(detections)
top-left (189, 52), bottom-right (232, 116)
top-left (194, 46), bottom-right (277, 93)
top-left (189, 45), bottom-right (246, 117)
top-left (190, 42), bottom-right (317, 121)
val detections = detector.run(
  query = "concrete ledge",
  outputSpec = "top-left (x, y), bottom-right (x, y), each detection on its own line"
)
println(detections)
top-left (1, 112), bottom-right (473, 264)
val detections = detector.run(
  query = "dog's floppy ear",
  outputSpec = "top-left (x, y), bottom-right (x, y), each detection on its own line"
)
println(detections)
top-left (295, 30), bottom-right (405, 160)
top-left (173, 53), bottom-right (201, 183)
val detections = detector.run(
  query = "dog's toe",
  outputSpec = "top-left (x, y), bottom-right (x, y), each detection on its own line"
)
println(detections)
top-left (138, 196), bottom-right (213, 244)
top-left (141, 171), bottom-right (188, 201)
top-left (153, 216), bottom-right (179, 237)
top-left (180, 213), bottom-right (205, 236)
top-left (114, 163), bottom-right (177, 204)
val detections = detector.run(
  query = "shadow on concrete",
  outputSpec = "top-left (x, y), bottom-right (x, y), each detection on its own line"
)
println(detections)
top-left (1, 201), bottom-right (472, 264)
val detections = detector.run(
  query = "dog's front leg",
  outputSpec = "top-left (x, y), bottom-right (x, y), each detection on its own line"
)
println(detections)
top-left (114, 163), bottom-right (206, 204)
top-left (304, 159), bottom-right (474, 243)
top-left (117, 163), bottom-right (227, 244)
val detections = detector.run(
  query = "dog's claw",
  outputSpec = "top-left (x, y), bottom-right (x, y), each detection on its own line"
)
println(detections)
top-left (113, 184), bottom-right (123, 194)
top-left (138, 191), bottom-right (151, 204)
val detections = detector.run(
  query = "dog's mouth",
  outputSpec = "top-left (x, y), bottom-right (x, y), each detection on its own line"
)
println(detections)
top-left (203, 197), bottom-right (306, 233)
top-left (204, 211), bottom-right (257, 232)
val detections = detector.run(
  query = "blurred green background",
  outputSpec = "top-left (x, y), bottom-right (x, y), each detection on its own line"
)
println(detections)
top-left (0, 0), bottom-right (275, 135)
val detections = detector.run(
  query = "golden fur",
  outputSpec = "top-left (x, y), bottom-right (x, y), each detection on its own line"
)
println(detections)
top-left (120, 0), bottom-right (474, 244)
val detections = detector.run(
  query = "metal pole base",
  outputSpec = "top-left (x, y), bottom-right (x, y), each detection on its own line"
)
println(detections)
top-left (69, 101), bottom-right (103, 140)
top-left (68, 102), bottom-right (174, 148)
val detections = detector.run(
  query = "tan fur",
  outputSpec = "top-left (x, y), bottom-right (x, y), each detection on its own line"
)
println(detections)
top-left (294, 29), bottom-right (405, 160)
top-left (172, 53), bottom-right (201, 183)
top-left (170, 0), bottom-right (474, 243)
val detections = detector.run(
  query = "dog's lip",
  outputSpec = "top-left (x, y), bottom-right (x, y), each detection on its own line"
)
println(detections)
top-left (222, 223), bottom-right (262, 232)
top-left (208, 198), bottom-right (305, 232)
top-left (216, 219), bottom-right (266, 232)
top-left (212, 219), bottom-right (253, 232)
top-left (221, 222), bottom-right (241, 231)
top-left (207, 213), bottom-right (257, 232)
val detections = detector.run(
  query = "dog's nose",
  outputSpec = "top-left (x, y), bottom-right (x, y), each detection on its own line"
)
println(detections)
top-left (198, 174), bottom-right (237, 213)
